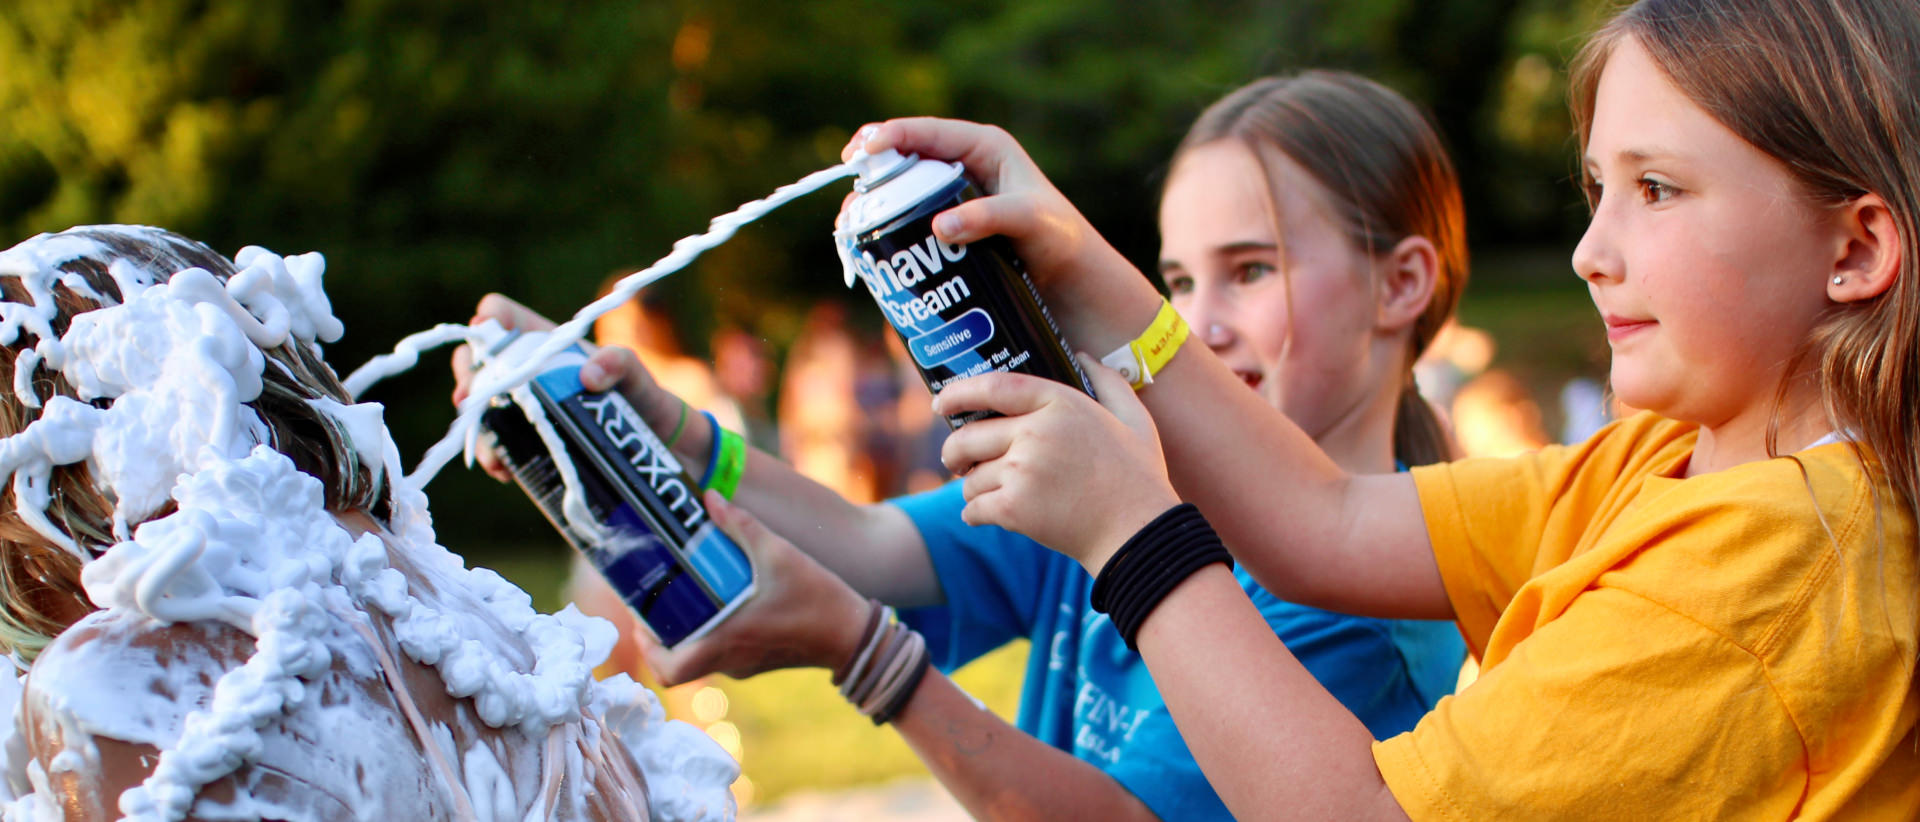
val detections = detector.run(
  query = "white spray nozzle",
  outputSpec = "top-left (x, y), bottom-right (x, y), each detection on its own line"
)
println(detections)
top-left (850, 148), bottom-right (916, 193)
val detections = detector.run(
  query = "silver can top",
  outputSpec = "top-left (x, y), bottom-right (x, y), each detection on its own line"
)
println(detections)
top-left (835, 151), bottom-right (965, 288)
top-left (841, 153), bottom-right (964, 239)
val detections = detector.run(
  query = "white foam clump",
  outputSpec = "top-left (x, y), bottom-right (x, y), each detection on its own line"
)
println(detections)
top-left (593, 675), bottom-right (737, 821)
top-left (0, 227), bottom-right (738, 821)
top-left (0, 234), bottom-right (349, 550)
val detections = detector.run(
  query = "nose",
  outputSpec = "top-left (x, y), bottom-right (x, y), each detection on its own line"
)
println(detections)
top-left (1572, 198), bottom-right (1623, 286)
top-left (1178, 292), bottom-right (1235, 352)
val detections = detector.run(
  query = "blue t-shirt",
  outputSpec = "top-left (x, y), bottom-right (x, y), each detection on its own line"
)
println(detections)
top-left (894, 481), bottom-right (1465, 821)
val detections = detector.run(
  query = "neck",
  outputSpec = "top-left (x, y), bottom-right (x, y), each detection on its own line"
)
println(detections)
top-left (333, 508), bottom-right (386, 540)
top-left (1687, 377), bottom-right (1829, 477)
top-left (1312, 378), bottom-right (1404, 476)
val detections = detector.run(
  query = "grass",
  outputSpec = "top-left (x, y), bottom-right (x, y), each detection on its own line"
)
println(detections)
top-left (714, 643), bottom-right (1028, 804)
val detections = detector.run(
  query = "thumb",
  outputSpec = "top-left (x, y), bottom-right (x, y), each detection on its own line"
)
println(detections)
top-left (1077, 352), bottom-right (1156, 437)
top-left (703, 490), bottom-right (778, 567)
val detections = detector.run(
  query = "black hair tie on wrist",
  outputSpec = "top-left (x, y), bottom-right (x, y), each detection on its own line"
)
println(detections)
top-left (1090, 503), bottom-right (1233, 650)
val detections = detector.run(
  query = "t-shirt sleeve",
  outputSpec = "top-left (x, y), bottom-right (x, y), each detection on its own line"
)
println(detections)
top-left (1371, 587), bottom-right (1804, 821)
top-left (1413, 414), bottom-right (1691, 653)
top-left (1410, 449), bottom-right (1566, 651)
top-left (890, 480), bottom-right (1053, 672)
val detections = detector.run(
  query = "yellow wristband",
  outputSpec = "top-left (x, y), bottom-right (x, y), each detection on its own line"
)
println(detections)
top-left (1099, 299), bottom-right (1189, 390)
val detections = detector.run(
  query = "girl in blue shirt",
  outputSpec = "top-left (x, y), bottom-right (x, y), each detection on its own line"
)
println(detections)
top-left (459, 70), bottom-right (1469, 821)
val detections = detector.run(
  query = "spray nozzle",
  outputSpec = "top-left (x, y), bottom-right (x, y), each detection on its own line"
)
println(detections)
top-left (849, 148), bottom-right (917, 193)
top-left (838, 147), bottom-right (919, 289)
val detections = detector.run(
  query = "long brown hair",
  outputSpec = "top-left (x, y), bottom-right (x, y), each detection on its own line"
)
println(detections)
top-left (1171, 71), bottom-right (1469, 466)
top-left (1571, 0), bottom-right (1920, 518)
top-left (0, 226), bottom-right (387, 663)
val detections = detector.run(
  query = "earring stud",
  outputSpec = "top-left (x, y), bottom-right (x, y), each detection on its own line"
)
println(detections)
top-left (1833, 276), bottom-right (1846, 285)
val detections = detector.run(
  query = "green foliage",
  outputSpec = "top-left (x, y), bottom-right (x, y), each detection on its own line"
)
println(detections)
top-left (0, 0), bottom-right (1612, 545)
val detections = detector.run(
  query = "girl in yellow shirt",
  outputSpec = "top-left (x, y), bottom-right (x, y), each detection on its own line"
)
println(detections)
top-left (766, 0), bottom-right (1920, 818)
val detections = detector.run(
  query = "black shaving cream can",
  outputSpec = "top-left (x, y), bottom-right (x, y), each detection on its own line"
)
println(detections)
top-left (839, 155), bottom-right (1093, 427)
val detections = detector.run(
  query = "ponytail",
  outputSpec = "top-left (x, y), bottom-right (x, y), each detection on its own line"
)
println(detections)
top-left (1392, 380), bottom-right (1452, 467)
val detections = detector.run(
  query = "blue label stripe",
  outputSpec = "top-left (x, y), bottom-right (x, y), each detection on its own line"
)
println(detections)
top-left (907, 307), bottom-right (994, 368)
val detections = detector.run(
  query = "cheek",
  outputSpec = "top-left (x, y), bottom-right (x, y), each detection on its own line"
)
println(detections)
top-left (1237, 287), bottom-right (1294, 363)
top-left (1284, 276), bottom-right (1372, 355)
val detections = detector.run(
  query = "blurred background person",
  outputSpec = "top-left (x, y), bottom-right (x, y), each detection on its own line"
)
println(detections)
top-left (1450, 369), bottom-right (1551, 458)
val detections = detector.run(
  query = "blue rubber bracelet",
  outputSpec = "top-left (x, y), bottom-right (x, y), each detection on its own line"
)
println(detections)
top-left (700, 410), bottom-right (723, 487)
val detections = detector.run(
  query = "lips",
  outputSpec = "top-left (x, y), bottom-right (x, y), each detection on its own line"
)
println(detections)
top-left (1233, 370), bottom-right (1263, 391)
top-left (1603, 314), bottom-right (1656, 342)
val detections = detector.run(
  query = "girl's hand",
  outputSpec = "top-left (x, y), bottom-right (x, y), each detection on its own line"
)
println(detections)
top-left (645, 491), bottom-right (872, 687)
top-left (844, 119), bottom-right (1158, 352)
top-left (933, 355), bottom-right (1179, 574)
top-left (449, 293), bottom-right (688, 479)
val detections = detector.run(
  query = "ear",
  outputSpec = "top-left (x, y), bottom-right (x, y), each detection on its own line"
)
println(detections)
top-left (1375, 235), bottom-right (1440, 332)
top-left (1827, 193), bottom-right (1901, 303)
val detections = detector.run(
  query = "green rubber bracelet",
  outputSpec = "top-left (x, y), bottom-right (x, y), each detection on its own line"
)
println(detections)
top-left (709, 426), bottom-right (747, 500)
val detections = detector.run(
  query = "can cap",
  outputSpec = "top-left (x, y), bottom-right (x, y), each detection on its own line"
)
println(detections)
top-left (850, 148), bottom-right (916, 193)
top-left (843, 155), bottom-right (963, 234)
top-left (836, 155), bottom-right (966, 288)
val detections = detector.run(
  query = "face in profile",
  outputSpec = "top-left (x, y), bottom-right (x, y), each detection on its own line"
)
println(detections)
top-left (1573, 35), bottom-right (1837, 429)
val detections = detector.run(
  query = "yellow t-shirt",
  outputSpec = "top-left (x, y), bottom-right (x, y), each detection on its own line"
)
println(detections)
top-left (1375, 413), bottom-right (1920, 820)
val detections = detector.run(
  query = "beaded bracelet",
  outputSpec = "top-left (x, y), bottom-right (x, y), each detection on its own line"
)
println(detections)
top-left (1089, 503), bottom-right (1234, 650)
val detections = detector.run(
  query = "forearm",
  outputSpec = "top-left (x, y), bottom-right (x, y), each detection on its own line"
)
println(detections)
top-left (1042, 250), bottom-right (1165, 356)
top-left (890, 669), bottom-right (1161, 822)
top-left (663, 406), bottom-right (940, 607)
top-left (1134, 566), bottom-right (1411, 822)
top-left (1137, 346), bottom-right (1414, 613)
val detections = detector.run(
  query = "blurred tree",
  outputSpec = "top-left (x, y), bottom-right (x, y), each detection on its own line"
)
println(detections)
top-left (0, 0), bottom-right (1611, 546)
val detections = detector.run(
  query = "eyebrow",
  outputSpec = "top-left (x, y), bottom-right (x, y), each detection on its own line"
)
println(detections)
top-left (1158, 241), bottom-right (1279, 274)
top-left (1583, 146), bottom-right (1686, 168)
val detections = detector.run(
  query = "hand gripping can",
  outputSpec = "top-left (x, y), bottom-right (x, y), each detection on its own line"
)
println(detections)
top-left (476, 331), bottom-right (754, 648)
top-left (835, 149), bottom-right (1094, 427)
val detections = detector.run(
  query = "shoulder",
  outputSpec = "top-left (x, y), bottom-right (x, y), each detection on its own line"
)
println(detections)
top-left (26, 610), bottom-right (253, 747)
top-left (889, 479), bottom-right (967, 528)
top-left (21, 608), bottom-right (440, 822)
top-left (1621, 440), bottom-right (1889, 571)
top-left (1537, 412), bottom-right (1699, 488)
top-left (1606, 442), bottom-right (1915, 662)
top-left (1413, 412), bottom-right (1697, 521)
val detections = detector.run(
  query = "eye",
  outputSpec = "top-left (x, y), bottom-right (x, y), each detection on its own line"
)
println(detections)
top-left (1638, 176), bottom-right (1678, 204)
top-left (1583, 180), bottom-right (1603, 207)
top-left (1235, 262), bottom-right (1275, 285)
top-left (1164, 272), bottom-right (1193, 296)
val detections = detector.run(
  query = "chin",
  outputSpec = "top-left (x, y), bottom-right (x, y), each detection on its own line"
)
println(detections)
top-left (1605, 369), bottom-right (1666, 418)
